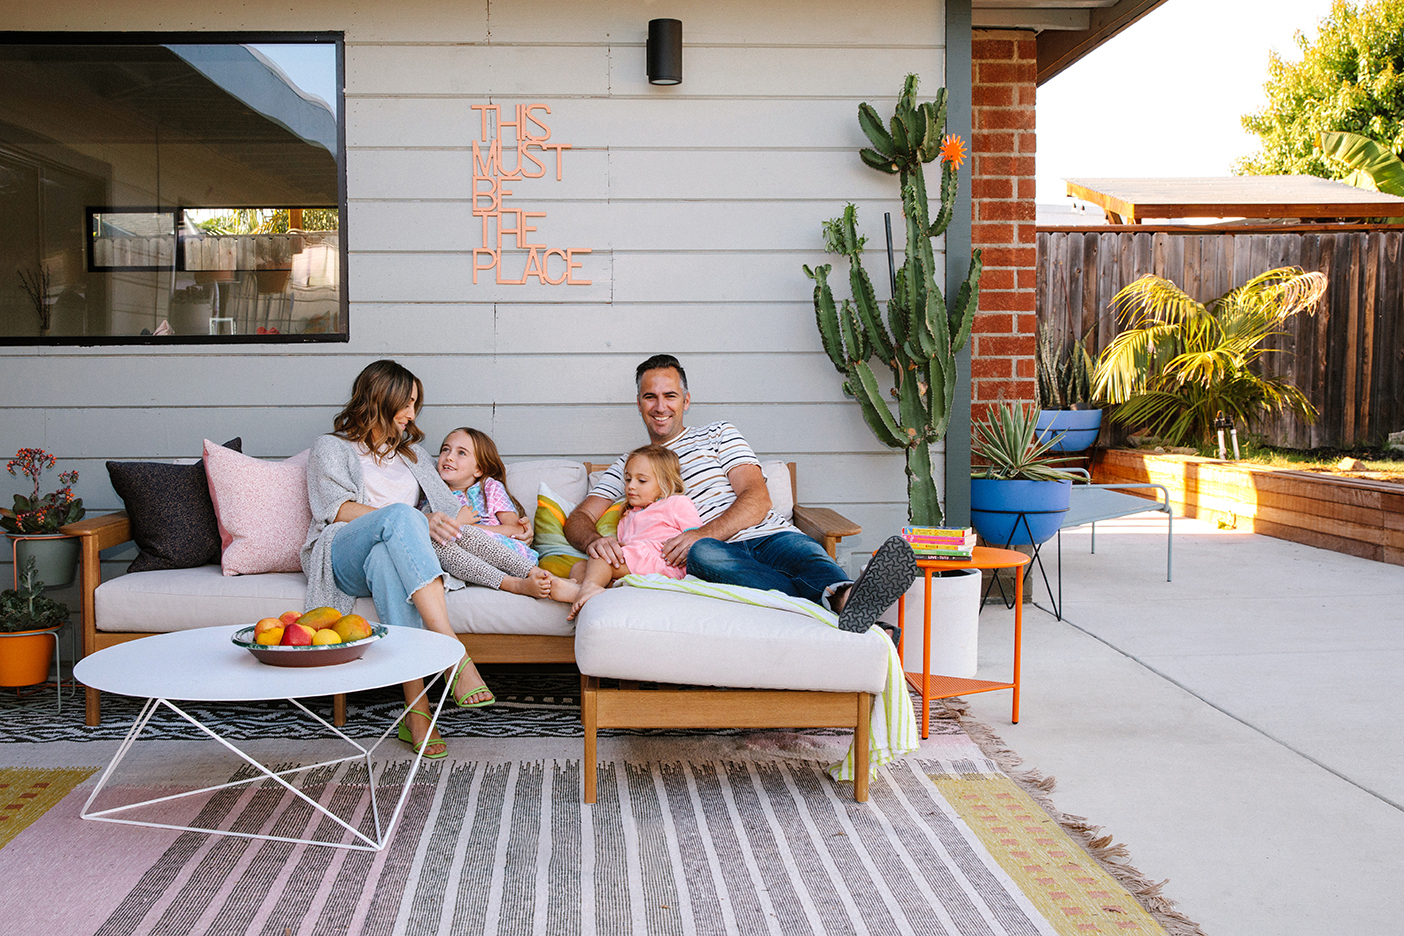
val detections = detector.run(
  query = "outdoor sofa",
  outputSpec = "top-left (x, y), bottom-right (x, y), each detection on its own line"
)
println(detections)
top-left (63, 456), bottom-right (887, 797)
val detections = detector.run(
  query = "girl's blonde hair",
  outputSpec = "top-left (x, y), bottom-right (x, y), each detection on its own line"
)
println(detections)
top-left (445, 427), bottom-right (525, 514)
top-left (625, 444), bottom-right (685, 500)
top-left (333, 360), bottom-right (425, 462)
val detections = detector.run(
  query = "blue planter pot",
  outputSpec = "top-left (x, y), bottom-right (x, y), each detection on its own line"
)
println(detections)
top-left (970, 478), bottom-right (1072, 546)
top-left (1035, 409), bottom-right (1103, 452)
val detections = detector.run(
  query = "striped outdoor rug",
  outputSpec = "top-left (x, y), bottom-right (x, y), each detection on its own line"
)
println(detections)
top-left (0, 741), bottom-right (1079, 936)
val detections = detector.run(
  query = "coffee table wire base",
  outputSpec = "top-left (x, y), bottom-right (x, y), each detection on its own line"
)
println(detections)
top-left (81, 674), bottom-right (451, 851)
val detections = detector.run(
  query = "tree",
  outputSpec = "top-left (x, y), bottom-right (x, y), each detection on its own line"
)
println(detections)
top-left (1092, 269), bottom-right (1327, 447)
top-left (1238, 0), bottom-right (1404, 178)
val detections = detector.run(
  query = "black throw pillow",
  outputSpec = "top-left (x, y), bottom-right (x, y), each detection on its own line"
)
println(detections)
top-left (107, 437), bottom-right (242, 573)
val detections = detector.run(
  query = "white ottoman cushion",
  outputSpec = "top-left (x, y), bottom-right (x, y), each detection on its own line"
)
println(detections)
top-left (95, 564), bottom-right (573, 636)
top-left (574, 587), bottom-right (889, 694)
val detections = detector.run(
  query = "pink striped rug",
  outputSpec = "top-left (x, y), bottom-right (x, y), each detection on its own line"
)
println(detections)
top-left (0, 734), bottom-right (1084, 936)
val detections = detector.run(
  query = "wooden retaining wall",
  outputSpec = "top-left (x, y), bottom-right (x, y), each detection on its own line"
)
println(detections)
top-left (1092, 448), bottom-right (1404, 567)
top-left (1037, 226), bottom-right (1404, 449)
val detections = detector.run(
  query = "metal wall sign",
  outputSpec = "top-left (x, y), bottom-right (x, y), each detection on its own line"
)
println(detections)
top-left (470, 103), bottom-right (591, 286)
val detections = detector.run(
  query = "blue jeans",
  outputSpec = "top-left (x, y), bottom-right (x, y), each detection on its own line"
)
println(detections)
top-left (686, 531), bottom-right (852, 606)
top-left (330, 503), bottom-right (444, 629)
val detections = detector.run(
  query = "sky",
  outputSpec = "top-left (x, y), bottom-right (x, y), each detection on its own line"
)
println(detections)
top-left (1036, 0), bottom-right (1338, 206)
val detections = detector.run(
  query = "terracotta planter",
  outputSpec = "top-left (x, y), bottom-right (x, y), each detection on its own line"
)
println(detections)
top-left (7, 533), bottom-right (80, 589)
top-left (0, 627), bottom-right (59, 687)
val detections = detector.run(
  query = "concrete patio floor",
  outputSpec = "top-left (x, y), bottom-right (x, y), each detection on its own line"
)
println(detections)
top-left (956, 513), bottom-right (1404, 935)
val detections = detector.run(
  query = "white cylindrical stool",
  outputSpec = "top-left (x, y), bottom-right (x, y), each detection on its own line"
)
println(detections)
top-left (877, 567), bottom-right (981, 678)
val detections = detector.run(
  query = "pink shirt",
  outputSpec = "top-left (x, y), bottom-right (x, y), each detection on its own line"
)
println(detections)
top-left (617, 494), bottom-right (704, 579)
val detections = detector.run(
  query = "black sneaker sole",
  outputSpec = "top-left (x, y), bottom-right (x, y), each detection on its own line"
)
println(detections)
top-left (837, 535), bottom-right (918, 633)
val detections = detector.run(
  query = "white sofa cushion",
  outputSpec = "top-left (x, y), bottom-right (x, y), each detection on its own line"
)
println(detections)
top-left (504, 459), bottom-right (588, 526)
top-left (95, 564), bottom-right (573, 637)
top-left (574, 587), bottom-right (888, 694)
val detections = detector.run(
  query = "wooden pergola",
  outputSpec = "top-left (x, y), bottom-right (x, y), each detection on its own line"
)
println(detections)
top-left (1064, 176), bottom-right (1404, 224)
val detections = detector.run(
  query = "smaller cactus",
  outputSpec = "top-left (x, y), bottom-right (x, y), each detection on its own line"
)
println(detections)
top-left (804, 75), bottom-right (982, 527)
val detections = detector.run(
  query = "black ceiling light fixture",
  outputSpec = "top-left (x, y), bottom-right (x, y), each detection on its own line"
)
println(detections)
top-left (647, 19), bottom-right (682, 85)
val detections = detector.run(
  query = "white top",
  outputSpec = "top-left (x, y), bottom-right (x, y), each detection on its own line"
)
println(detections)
top-left (358, 448), bottom-right (421, 508)
top-left (74, 625), bottom-right (464, 702)
top-left (589, 421), bottom-right (795, 543)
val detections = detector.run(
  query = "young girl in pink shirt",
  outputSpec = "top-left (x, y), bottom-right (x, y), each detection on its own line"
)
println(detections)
top-left (561, 444), bottom-right (702, 619)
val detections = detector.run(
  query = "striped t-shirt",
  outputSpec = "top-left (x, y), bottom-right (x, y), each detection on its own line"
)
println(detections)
top-left (588, 421), bottom-right (796, 543)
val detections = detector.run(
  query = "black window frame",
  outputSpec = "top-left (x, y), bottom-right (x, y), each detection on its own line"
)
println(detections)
top-left (0, 30), bottom-right (349, 347)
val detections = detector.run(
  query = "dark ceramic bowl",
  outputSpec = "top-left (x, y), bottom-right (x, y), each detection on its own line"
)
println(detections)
top-left (231, 623), bottom-right (388, 667)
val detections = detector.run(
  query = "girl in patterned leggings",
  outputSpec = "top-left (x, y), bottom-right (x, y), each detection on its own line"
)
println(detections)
top-left (431, 427), bottom-right (570, 599)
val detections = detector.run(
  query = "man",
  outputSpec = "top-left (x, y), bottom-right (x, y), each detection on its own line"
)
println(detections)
top-left (564, 354), bottom-right (915, 633)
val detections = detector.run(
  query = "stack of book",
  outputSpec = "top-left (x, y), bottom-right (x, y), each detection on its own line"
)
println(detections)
top-left (901, 526), bottom-right (976, 561)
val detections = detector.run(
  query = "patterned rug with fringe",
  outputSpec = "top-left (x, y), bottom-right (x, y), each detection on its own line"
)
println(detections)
top-left (0, 671), bottom-right (1202, 935)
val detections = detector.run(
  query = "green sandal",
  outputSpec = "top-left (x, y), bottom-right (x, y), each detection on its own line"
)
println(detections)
top-left (398, 708), bottom-right (448, 759)
top-left (447, 657), bottom-right (496, 708)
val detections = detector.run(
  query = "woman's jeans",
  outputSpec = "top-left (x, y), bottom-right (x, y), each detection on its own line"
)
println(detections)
top-left (330, 503), bottom-right (444, 629)
top-left (686, 530), bottom-right (851, 607)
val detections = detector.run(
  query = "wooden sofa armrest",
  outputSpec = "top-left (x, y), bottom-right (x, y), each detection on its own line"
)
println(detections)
top-left (792, 504), bottom-right (861, 559)
top-left (58, 512), bottom-right (133, 684)
top-left (61, 510), bottom-right (133, 551)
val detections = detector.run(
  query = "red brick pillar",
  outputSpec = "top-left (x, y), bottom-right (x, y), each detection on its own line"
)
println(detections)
top-left (970, 29), bottom-right (1037, 422)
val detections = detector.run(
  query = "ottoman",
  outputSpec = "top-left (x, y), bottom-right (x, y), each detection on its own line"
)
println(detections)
top-left (574, 587), bottom-right (891, 802)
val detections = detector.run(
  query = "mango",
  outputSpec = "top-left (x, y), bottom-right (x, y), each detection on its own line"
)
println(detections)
top-left (332, 614), bottom-right (373, 643)
top-left (311, 629), bottom-right (343, 646)
top-left (255, 626), bottom-right (284, 646)
top-left (298, 607), bottom-right (343, 631)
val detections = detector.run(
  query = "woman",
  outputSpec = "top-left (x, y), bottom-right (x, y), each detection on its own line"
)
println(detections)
top-left (301, 359), bottom-right (492, 759)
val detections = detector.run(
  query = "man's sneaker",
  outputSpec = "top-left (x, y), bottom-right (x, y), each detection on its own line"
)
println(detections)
top-left (837, 535), bottom-right (918, 633)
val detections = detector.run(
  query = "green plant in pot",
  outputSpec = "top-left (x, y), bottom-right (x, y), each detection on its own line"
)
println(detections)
top-left (1034, 325), bottom-right (1103, 451)
top-left (970, 402), bottom-right (1080, 547)
top-left (0, 557), bottom-right (69, 687)
top-left (803, 74), bottom-right (982, 526)
top-left (1091, 267), bottom-right (1326, 448)
top-left (4, 447), bottom-right (85, 589)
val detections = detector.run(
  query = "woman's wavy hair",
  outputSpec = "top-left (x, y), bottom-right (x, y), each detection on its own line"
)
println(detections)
top-left (444, 427), bottom-right (525, 514)
top-left (333, 360), bottom-right (425, 462)
top-left (625, 444), bottom-right (685, 501)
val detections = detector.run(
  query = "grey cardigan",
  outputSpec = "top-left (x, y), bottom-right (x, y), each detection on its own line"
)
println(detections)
top-left (300, 433), bottom-right (464, 614)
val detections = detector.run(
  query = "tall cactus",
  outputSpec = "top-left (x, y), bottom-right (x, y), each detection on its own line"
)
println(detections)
top-left (803, 74), bottom-right (983, 526)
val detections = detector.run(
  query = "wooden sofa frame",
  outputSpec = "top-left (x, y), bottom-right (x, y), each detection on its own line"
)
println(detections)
top-left (63, 462), bottom-right (861, 731)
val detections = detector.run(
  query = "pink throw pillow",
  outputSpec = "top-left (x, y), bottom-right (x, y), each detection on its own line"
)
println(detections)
top-left (203, 440), bottom-right (312, 576)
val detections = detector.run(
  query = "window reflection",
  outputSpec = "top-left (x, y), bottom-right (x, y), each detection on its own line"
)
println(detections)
top-left (0, 36), bottom-right (344, 342)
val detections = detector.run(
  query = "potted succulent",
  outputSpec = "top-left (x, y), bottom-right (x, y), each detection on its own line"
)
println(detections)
top-left (3, 448), bottom-right (85, 588)
top-left (970, 402), bottom-right (1081, 547)
top-left (1034, 324), bottom-right (1103, 451)
top-left (0, 558), bottom-right (69, 687)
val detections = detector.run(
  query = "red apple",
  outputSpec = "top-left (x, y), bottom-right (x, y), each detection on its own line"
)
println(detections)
top-left (279, 610), bottom-right (303, 627)
top-left (280, 622), bottom-right (316, 646)
top-left (254, 617), bottom-right (282, 638)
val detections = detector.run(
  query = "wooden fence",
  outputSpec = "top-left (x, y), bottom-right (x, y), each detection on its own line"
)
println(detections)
top-left (1036, 226), bottom-right (1404, 449)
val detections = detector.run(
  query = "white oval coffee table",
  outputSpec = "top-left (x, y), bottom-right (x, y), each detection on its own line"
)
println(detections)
top-left (74, 623), bottom-right (464, 851)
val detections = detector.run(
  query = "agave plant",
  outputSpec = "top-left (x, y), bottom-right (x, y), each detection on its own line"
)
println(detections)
top-left (971, 403), bottom-right (1080, 481)
top-left (1092, 268), bottom-right (1326, 447)
top-left (803, 74), bottom-right (983, 526)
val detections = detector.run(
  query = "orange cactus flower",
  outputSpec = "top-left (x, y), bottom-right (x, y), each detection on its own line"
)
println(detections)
top-left (938, 134), bottom-right (967, 170)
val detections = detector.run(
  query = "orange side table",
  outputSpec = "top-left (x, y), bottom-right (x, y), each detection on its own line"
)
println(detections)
top-left (896, 546), bottom-right (1031, 738)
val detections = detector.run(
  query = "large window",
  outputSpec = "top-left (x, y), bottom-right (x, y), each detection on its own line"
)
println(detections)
top-left (0, 34), bottom-right (346, 344)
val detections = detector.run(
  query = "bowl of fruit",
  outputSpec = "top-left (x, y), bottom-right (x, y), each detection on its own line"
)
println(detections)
top-left (232, 608), bottom-right (386, 667)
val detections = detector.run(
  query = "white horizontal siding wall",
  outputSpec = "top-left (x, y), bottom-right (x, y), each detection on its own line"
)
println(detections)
top-left (1, 0), bottom-right (946, 578)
